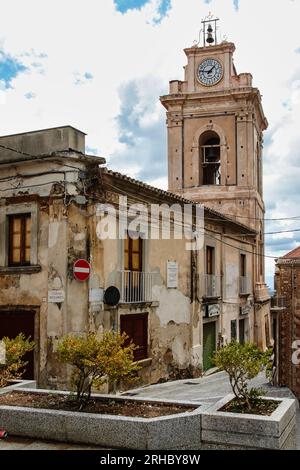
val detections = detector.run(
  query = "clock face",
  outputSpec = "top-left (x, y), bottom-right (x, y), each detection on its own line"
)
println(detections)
top-left (197, 58), bottom-right (223, 86)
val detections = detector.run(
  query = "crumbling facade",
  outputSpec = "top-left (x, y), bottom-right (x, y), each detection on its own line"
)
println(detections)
top-left (274, 247), bottom-right (300, 398)
top-left (0, 125), bottom-right (259, 388)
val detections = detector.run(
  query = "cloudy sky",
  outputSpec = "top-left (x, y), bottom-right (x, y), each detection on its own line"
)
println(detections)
top-left (0, 0), bottom-right (300, 286)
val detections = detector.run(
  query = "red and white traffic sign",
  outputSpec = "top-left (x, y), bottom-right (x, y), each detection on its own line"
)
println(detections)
top-left (73, 259), bottom-right (91, 282)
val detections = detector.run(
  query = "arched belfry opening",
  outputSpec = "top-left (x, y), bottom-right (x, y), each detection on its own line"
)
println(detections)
top-left (199, 131), bottom-right (221, 185)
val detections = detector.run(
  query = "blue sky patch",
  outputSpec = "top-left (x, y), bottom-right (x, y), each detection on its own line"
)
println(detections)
top-left (204, 0), bottom-right (239, 10)
top-left (0, 50), bottom-right (27, 88)
top-left (25, 92), bottom-right (36, 100)
top-left (295, 47), bottom-right (300, 54)
top-left (114, 0), bottom-right (171, 22)
top-left (233, 0), bottom-right (239, 11)
top-left (85, 145), bottom-right (98, 155)
top-left (114, 0), bottom-right (149, 13)
top-left (74, 71), bottom-right (94, 86)
top-left (154, 0), bottom-right (171, 23)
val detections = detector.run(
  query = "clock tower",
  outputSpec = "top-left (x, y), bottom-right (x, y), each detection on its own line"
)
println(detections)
top-left (160, 16), bottom-right (268, 283)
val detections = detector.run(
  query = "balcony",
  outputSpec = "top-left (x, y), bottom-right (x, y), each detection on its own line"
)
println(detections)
top-left (119, 271), bottom-right (155, 304)
top-left (202, 274), bottom-right (221, 299)
top-left (271, 296), bottom-right (286, 309)
top-left (240, 276), bottom-right (251, 296)
top-left (255, 283), bottom-right (271, 303)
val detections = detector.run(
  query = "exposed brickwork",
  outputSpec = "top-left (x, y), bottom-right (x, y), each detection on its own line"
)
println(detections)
top-left (276, 256), bottom-right (300, 398)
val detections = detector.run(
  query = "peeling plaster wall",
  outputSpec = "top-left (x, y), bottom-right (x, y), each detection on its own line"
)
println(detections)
top-left (0, 157), bottom-right (93, 388)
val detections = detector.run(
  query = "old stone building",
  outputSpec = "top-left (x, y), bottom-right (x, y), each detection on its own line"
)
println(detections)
top-left (273, 247), bottom-right (300, 398)
top-left (160, 18), bottom-right (271, 353)
top-left (0, 125), bottom-right (259, 388)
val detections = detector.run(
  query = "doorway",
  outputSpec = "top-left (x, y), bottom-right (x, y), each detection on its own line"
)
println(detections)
top-left (203, 321), bottom-right (216, 371)
top-left (0, 309), bottom-right (35, 379)
top-left (239, 318), bottom-right (245, 344)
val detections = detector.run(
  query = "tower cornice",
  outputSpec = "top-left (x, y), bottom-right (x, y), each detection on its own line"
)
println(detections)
top-left (184, 41), bottom-right (236, 57)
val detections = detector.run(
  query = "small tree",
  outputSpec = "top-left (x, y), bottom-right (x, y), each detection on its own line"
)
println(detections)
top-left (57, 331), bottom-right (139, 407)
top-left (213, 342), bottom-right (270, 410)
top-left (0, 334), bottom-right (35, 388)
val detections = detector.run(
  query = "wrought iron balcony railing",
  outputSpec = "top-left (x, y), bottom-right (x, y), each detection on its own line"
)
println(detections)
top-left (119, 271), bottom-right (155, 304)
top-left (271, 296), bottom-right (286, 309)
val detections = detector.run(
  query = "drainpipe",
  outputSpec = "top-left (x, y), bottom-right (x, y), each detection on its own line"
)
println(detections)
top-left (220, 232), bottom-right (224, 346)
top-left (253, 241), bottom-right (257, 345)
top-left (291, 262), bottom-right (296, 392)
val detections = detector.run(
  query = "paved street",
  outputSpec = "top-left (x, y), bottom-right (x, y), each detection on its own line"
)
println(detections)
top-left (0, 371), bottom-right (299, 450)
top-left (122, 370), bottom-right (300, 449)
top-left (122, 370), bottom-right (296, 407)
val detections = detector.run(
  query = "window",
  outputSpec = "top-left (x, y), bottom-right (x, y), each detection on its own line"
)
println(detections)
top-left (240, 254), bottom-right (246, 277)
top-left (239, 318), bottom-right (245, 345)
top-left (231, 320), bottom-right (237, 342)
top-left (123, 233), bottom-right (144, 302)
top-left (200, 131), bottom-right (221, 186)
top-left (124, 234), bottom-right (143, 272)
top-left (8, 214), bottom-right (31, 266)
top-left (120, 313), bottom-right (148, 361)
top-left (206, 246), bottom-right (215, 275)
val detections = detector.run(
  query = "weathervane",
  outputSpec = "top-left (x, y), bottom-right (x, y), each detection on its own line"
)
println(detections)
top-left (193, 13), bottom-right (220, 47)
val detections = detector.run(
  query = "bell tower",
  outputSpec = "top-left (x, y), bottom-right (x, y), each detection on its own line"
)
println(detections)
top-left (160, 15), bottom-right (268, 281)
top-left (161, 16), bottom-right (268, 231)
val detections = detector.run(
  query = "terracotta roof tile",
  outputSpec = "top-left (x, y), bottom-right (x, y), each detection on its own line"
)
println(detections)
top-left (102, 168), bottom-right (257, 235)
top-left (283, 246), bottom-right (300, 259)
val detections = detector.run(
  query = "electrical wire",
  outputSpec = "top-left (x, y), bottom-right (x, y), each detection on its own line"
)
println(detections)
top-left (102, 181), bottom-right (300, 238)
top-left (0, 143), bottom-right (88, 172)
top-left (0, 144), bottom-right (294, 260)
top-left (1, 143), bottom-right (299, 222)
top-left (2, 175), bottom-right (300, 236)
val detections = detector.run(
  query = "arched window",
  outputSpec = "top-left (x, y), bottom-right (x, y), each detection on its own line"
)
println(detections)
top-left (199, 131), bottom-right (221, 185)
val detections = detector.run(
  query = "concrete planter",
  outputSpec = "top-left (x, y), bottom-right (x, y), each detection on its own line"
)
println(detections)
top-left (0, 388), bottom-right (201, 450)
top-left (0, 380), bottom-right (36, 394)
top-left (201, 394), bottom-right (297, 450)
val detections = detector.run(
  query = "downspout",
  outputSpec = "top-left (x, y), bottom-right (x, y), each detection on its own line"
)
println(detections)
top-left (253, 241), bottom-right (257, 345)
top-left (220, 231), bottom-right (224, 347)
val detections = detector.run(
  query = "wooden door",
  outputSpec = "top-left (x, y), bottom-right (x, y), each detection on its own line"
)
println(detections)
top-left (203, 322), bottom-right (216, 371)
top-left (120, 313), bottom-right (148, 361)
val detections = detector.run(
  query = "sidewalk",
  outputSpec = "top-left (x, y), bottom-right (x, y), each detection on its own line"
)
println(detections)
top-left (122, 370), bottom-right (300, 449)
top-left (0, 371), bottom-right (299, 450)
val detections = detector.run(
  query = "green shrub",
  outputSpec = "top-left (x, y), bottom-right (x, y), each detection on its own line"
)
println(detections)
top-left (0, 333), bottom-right (35, 388)
top-left (213, 342), bottom-right (270, 410)
top-left (57, 331), bottom-right (139, 406)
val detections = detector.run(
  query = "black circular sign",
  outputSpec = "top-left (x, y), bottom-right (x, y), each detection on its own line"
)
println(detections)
top-left (103, 286), bottom-right (121, 306)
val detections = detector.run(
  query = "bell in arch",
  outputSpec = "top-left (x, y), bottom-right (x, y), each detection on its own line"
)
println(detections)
top-left (206, 147), bottom-right (217, 160)
top-left (206, 24), bottom-right (214, 44)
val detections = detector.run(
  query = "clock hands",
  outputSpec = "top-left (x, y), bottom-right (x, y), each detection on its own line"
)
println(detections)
top-left (200, 65), bottom-right (216, 76)
top-left (206, 65), bottom-right (216, 75)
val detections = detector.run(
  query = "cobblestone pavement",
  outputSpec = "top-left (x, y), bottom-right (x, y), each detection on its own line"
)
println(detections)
top-left (0, 370), bottom-right (299, 450)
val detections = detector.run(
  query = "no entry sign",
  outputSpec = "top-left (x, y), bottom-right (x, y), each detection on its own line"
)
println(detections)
top-left (73, 259), bottom-right (91, 282)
